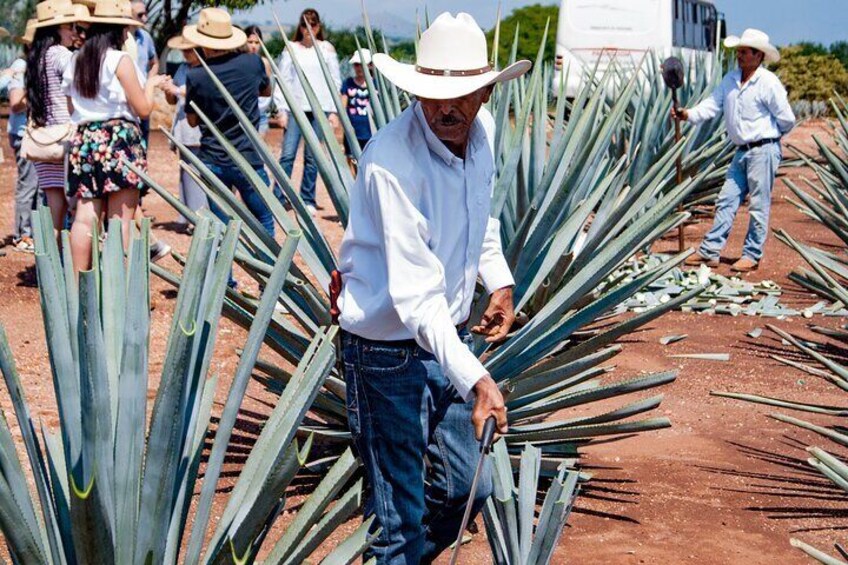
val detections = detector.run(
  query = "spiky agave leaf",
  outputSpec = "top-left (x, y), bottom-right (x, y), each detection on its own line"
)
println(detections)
top-left (0, 210), bottom-right (374, 564)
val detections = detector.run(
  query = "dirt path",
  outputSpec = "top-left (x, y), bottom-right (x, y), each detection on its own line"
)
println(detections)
top-left (0, 122), bottom-right (843, 564)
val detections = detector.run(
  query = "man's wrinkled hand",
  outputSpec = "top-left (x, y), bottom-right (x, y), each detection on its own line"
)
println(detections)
top-left (472, 286), bottom-right (515, 343)
top-left (472, 375), bottom-right (508, 440)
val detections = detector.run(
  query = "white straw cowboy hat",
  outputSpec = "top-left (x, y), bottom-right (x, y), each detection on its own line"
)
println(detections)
top-left (350, 48), bottom-right (372, 65)
top-left (182, 8), bottom-right (246, 50)
top-left (373, 12), bottom-right (531, 100)
top-left (31, 0), bottom-right (83, 29)
top-left (724, 28), bottom-right (780, 64)
top-left (87, 0), bottom-right (142, 26)
top-left (167, 34), bottom-right (195, 50)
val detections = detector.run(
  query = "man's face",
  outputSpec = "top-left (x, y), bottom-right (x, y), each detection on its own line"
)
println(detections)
top-left (418, 86), bottom-right (493, 149)
top-left (132, 2), bottom-right (147, 24)
top-left (737, 47), bottom-right (764, 70)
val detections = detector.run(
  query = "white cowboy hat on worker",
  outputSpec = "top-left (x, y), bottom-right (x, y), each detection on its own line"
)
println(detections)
top-left (182, 8), bottom-right (246, 51)
top-left (350, 48), bottom-right (372, 66)
top-left (724, 28), bottom-right (780, 64)
top-left (373, 12), bottom-right (531, 100)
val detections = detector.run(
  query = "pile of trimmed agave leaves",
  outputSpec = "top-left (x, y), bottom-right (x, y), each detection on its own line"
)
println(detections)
top-left (714, 95), bottom-right (848, 564)
top-left (138, 13), bottom-right (738, 561)
top-left (0, 12), bottom-right (741, 565)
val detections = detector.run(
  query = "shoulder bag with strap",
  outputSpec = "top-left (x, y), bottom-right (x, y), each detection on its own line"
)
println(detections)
top-left (20, 122), bottom-right (75, 163)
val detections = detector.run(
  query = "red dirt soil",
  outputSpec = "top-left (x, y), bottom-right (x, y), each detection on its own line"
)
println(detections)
top-left (0, 121), bottom-right (844, 564)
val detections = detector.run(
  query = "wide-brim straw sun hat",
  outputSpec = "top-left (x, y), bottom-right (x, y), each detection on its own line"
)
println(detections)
top-left (15, 19), bottom-right (37, 44)
top-left (724, 28), bottom-right (780, 64)
top-left (373, 12), bottom-right (530, 100)
top-left (350, 48), bottom-right (372, 65)
top-left (32, 0), bottom-right (83, 29)
top-left (86, 0), bottom-right (142, 27)
top-left (167, 34), bottom-right (196, 50)
top-left (182, 8), bottom-right (246, 50)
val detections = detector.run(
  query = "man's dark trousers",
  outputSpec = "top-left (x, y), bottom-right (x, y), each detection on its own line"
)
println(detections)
top-left (342, 330), bottom-right (492, 564)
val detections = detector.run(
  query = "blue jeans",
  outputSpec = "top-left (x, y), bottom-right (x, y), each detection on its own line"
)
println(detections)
top-left (699, 142), bottom-right (782, 262)
top-left (279, 110), bottom-right (323, 207)
top-left (201, 161), bottom-right (275, 237)
top-left (343, 331), bottom-right (492, 564)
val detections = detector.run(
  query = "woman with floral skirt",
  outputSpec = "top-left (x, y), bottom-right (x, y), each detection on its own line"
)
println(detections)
top-left (61, 0), bottom-right (165, 272)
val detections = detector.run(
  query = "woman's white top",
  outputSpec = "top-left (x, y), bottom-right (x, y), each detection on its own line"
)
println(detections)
top-left (273, 40), bottom-right (341, 113)
top-left (62, 49), bottom-right (146, 124)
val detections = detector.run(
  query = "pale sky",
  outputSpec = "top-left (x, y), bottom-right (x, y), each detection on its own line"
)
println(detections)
top-left (239, 0), bottom-right (847, 46)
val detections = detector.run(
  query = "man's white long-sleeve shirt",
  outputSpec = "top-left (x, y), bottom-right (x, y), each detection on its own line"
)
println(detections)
top-left (337, 102), bottom-right (514, 400)
top-left (687, 67), bottom-right (795, 146)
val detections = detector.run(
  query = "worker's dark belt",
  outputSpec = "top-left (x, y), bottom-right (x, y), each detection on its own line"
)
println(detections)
top-left (342, 322), bottom-right (469, 350)
top-left (738, 138), bottom-right (780, 151)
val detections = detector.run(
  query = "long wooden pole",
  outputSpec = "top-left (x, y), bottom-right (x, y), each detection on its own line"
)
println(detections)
top-left (673, 88), bottom-right (684, 252)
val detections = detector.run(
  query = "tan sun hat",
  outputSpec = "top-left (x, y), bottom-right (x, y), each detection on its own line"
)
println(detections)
top-left (182, 8), bottom-right (246, 51)
top-left (31, 0), bottom-right (80, 29)
top-left (724, 28), bottom-right (780, 64)
top-left (72, 0), bottom-right (97, 9)
top-left (167, 34), bottom-right (196, 50)
top-left (87, 0), bottom-right (142, 27)
top-left (15, 19), bottom-right (37, 44)
top-left (373, 12), bottom-right (530, 100)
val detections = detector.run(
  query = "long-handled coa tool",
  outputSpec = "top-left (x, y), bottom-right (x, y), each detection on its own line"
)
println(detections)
top-left (449, 416), bottom-right (497, 565)
top-left (662, 55), bottom-right (686, 253)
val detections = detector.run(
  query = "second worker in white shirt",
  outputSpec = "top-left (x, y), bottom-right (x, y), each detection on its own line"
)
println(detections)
top-left (674, 28), bottom-right (796, 273)
top-left (335, 12), bottom-right (530, 564)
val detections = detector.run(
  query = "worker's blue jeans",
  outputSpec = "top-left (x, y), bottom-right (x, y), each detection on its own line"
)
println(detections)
top-left (342, 330), bottom-right (492, 565)
top-left (699, 142), bottom-right (782, 262)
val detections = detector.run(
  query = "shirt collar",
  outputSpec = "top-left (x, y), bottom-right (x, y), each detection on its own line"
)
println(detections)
top-left (733, 66), bottom-right (764, 88)
top-left (412, 101), bottom-right (485, 167)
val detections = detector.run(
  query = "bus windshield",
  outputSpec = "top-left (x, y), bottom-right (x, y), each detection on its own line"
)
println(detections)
top-left (563, 0), bottom-right (667, 48)
top-left (565, 0), bottom-right (662, 39)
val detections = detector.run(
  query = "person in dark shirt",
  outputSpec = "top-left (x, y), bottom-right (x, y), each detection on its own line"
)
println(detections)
top-left (341, 47), bottom-right (373, 166)
top-left (181, 8), bottom-right (275, 236)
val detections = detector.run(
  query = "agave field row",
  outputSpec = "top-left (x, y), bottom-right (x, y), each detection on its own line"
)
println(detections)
top-left (0, 10), bottom-right (742, 563)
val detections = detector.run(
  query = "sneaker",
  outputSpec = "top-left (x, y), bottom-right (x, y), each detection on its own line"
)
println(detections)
top-left (305, 204), bottom-right (317, 217)
top-left (150, 240), bottom-right (172, 263)
top-left (731, 256), bottom-right (758, 272)
top-left (684, 253), bottom-right (718, 268)
top-left (13, 236), bottom-right (35, 254)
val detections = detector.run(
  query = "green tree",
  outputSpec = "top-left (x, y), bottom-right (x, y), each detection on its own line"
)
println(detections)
top-left (486, 3), bottom-right (558, 66)
top-left (771, 44), bottom-right (848, 101)
top-left (830, 41), bottom-right (848, 71)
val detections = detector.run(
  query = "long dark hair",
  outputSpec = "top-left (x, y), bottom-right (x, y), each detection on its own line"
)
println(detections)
top-left (73, 23), bottom-right (126, 99)
top-left (26, 27), bottom-right (62, 127)
top-left (293, 9), bottom-right (324, 42)
top-left (244, 25), bottom-right (263, 40)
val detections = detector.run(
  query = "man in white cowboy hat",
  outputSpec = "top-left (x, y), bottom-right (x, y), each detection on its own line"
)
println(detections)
top-left (674, 28), bottom-right (795, 273)
top-left (335, 11), bottom-right (530, 564)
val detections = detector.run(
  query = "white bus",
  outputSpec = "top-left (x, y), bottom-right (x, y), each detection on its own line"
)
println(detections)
top-left (553, 0), bottom-right (725, 97)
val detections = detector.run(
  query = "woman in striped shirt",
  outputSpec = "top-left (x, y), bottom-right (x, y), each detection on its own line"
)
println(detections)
top-left (26, 0), bottom-right (84, 238)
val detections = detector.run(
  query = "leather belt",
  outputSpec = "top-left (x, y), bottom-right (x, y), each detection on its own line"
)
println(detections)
top-left (738, 138), bottom-right (779, 151)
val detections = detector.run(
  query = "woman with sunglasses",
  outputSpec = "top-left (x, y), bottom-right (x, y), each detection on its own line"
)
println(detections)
top-left (26, 0), bottom-right (88, 240)
top-left (273, 8), bottom-right (341, 216)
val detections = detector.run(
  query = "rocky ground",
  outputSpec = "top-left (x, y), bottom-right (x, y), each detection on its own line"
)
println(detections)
top-left (0, 121), bottom-right (844, 564)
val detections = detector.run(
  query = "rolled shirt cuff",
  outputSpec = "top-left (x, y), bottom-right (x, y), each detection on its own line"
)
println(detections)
top-left (480, 261), bottom-right (515, 296)
top-left (445, 347), bottom-right (489, 402)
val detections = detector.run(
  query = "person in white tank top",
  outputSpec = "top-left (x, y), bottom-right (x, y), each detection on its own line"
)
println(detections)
top-left (61, 0), bottom-right (166, 273)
